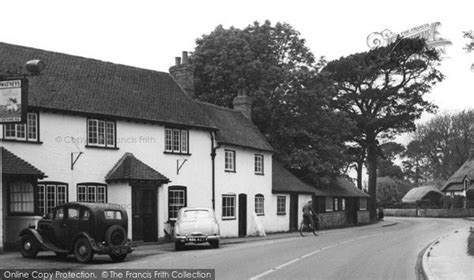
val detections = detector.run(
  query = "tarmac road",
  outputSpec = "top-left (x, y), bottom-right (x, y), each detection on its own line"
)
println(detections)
top-left (0, 217), bottom-right (470, 280)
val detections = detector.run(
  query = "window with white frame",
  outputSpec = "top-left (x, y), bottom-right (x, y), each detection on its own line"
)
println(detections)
top-left (255, 194), bottom-right (264, 216)
top-left (225, 150), bottom-right (236, 172)
top-left (3, 112), bottom-right (39, 142)
top-left (359, 198), bottom-right (367, 210)
top-left (341, 198), bottom-right (346, 211)
top-left (87, 118), bottom-right (116, 148)
top-left (222, 195), bottom-right (236, 219)
top-left (277, 196), bottom-right (286, 215)
top-left (38, 182), bottom-right (68, 216)
top-left (164, 128), bottom-right (189, 154)
top-left (334, 198), bottom-right (339, 211)
top-left (77, 184), bottom-right (107, 203)
top-left (9, 181), bottom-right (35, 214)
top-left (254, 154), bottom-right (264, 175)
top-left (325, 196), bottom-right (333, 212)
top-left (168, 186), bottom-right (187, 220)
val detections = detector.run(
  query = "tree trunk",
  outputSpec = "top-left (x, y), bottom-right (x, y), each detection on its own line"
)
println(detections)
top-left (356, 162), bottom-right (363, 190)
top-left (366, 133), bottom-right (378, 221)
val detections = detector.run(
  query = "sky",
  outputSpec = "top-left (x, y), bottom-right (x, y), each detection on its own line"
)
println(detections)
top-left (1, 0), bottom-right (473, 123)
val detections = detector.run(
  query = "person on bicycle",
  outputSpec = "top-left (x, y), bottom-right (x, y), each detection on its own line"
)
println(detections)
top-left (302, 200), bottom-right (317, 233)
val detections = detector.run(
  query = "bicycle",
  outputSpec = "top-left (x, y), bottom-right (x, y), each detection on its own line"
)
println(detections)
top-left (299, 215), bottom-right (319, 237)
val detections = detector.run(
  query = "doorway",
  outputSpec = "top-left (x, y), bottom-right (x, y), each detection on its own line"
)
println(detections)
top-left (289, 194), bottom-right (299, 231)
top-left (238, 194), bottom-right (247, 237)
top-left (132, 186), bottom-right (158, 242)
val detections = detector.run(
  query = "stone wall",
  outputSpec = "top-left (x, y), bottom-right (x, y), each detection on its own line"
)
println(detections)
top-left (318, 212), bottom-right (347, 229)
top-left (385, 208), bottom-right (474, 217)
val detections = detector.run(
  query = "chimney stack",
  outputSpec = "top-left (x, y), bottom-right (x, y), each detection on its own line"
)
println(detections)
top-left (169, 51), bottom-right (195, 98)
top-left (469, 148), bottom-right (474, 160)
top-left (232, 89), bottom-right (252, 121)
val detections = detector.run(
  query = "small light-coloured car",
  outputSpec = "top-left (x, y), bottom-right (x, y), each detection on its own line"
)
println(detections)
top-left (174, 207), bottom-right (220, 250)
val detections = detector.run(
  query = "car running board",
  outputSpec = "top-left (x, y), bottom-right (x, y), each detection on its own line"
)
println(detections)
top-left (41, 241), bottom-right (68, 253)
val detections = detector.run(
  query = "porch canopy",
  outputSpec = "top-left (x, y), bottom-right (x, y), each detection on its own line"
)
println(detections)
top-left (1, 147), bottom-right (45, 178)
top-left (105, 153), bottom-right (169, 184)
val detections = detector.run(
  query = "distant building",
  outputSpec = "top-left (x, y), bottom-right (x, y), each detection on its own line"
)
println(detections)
top-left (442, 149), bottom-right (474, 197)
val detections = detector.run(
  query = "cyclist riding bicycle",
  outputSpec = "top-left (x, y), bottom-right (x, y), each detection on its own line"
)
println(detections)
top-left (302, 200), bottom-right (318, 234)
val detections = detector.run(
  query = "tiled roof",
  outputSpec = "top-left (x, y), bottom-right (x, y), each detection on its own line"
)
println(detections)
top-left (0, 42), bottom-right (216, 129)
top-left (105, 153), bottom-right (169, 183)
top-left (198, 102), bottom-right (274, 152)
top-left (272, 159), bottom-right (326, 195)
top-left (442, 154), bottom-right (474, 192)
top-left (402, 186), bottom-right (443, 203)
top-left (318, 177), bottom-right (370, 198)
top-left (1, 147), bottom-right (45, 177)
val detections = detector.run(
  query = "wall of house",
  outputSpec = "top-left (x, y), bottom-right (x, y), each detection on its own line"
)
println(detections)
top-left (318, 212), bottom-right (348, 229)
top-left (0, 111), bottom-right (213, 240)
top-left (265, 194), bottom-right (290, 233)
top-left (357, 211), bottom-right (370, 224)
top-left (214, 145), bottom-right (272, 237)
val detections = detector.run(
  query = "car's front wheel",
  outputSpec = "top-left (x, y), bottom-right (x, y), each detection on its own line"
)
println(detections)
top-left (109, 253), bottom-right (127, 262)
top-left (74, 238), bottom-right (94, 263)
top-left (20, 235), bottom-right (39, 258)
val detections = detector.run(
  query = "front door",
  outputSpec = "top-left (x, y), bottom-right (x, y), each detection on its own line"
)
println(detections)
top-left (238, 194), bottom-right (247, 237)
top-left (132, 186), bottom-right (158, 242)
top-left (289, 194), bottom-right (299, 231)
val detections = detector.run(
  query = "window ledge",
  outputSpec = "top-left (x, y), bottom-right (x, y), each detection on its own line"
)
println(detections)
top-left (0, 138), bottom-right (43, 144)
top-left (222, 217), bottom-right (236, 221)
top-left (255, 173), bottom-right (265, 176)
top-left (256, 213), bottom-right (265, 216)
top-left (277, 213), bottom-right (286, 216)
top-left (85, 145), bottom-right (119, 150)
top-left (163, 151), bottom-right (192, 156)
top-left (225, 170), bottom-right (236, 173)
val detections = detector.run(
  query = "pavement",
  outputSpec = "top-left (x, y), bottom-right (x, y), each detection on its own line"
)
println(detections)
top-left (422, 219), bottom-right (474, 280)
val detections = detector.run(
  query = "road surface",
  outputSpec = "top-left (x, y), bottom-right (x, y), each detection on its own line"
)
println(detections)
top-left (1, 217), bottom-right (471, 280)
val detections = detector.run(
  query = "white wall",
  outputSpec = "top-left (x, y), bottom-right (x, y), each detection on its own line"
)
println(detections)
top-left (265, 194), bottom-right (290, 233)
top-left (0, 111), bottom-right (213, 240)
top-left (214, 145), bottom-right (273, 237)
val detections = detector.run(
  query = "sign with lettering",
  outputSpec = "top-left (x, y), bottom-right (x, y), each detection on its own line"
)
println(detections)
top-left (0, 78), bottom-right (28, 123)
top-left (367, 22), bottom-right (451, 50)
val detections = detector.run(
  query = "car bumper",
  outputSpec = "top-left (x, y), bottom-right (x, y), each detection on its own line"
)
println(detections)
top-left (175, 235), bottom-right (220, 243)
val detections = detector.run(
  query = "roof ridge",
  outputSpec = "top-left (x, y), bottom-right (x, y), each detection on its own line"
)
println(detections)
top-left (197, 101), bottom-right (238, 113)
top-left (0, 41), bottom-right (171, 75)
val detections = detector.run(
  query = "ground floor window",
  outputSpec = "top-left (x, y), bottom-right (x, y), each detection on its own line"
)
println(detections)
top-left (255, 194), bottom-right (265, 216)
top-left (334, 198), bottom-right (339, 211)
top-left (360, 198), bottom-right (367, 210)
top-left (38, 182), bottom-right (68, 216)
top-left (277, 196), bottom-right (286, 215)
top-left (9, 181), bottom-right (35, 214)
top-left (325, 196), bottom-right (333, 212)
top-left (77, 183), bottom-right (107, 203)
top-left (341, 198), bottom-right (346, 211)
top-left (168, 186), bottom-right (187, 220)
top-left (222, 194), bottom-right (236, 219)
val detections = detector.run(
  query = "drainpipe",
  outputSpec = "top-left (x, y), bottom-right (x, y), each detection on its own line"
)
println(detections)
top-left (210, 132), bottom-right (220, 210)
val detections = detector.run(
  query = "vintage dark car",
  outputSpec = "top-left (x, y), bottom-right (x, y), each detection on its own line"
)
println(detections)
top-left (19, 202), bottom-right (132, 263)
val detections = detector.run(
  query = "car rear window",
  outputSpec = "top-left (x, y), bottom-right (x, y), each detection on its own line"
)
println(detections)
top-left (182, 210), bottom-right (212, 220)
top-left (104, 210), bottom-right (123, 220)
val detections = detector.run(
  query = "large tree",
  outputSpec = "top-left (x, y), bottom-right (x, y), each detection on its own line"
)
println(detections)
top-left (192, 21), bottom-right (351, 183)
top-left (322, 38), bottom-right (444, 219)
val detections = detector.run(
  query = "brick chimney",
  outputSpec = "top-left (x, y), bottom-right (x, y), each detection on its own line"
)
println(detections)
top-left (233, 89), bottom-right (252, 121)
top-left (169, 51), bottom-right (195, 98)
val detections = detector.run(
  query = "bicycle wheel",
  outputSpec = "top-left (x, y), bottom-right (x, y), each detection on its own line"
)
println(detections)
top-left (299, 221), bottom-right (306, 237)
top-left (311, 223), bottom-right (318, 236)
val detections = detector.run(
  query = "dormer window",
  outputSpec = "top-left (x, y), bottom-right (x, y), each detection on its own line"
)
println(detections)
top-left (464, 178), bottom-right (470, 191)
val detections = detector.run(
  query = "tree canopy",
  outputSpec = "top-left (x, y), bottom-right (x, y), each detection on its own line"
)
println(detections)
top-left (322, 38), bottom-right (444, 218)
top-left (192, 20), bottom-right (350, 183)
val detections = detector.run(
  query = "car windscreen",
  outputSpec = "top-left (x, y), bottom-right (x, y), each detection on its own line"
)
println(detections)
top-left (104, 210), bottom-right (123, 220)
top-left (181, 210), bottom-right (212, 220)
